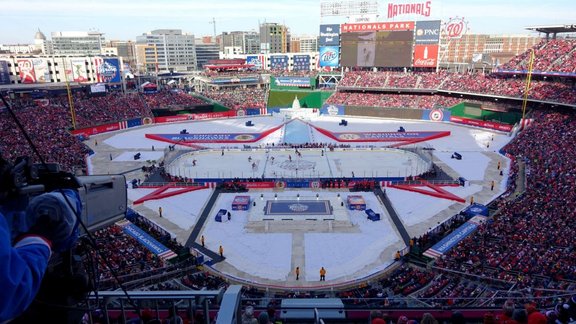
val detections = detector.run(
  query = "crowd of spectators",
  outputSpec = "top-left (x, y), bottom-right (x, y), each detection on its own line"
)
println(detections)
top-left (180, 271), bottom-right (228, 291)
top-left (326, 92), bottom-right (462, 109)
top-left (130, 213), bottom-right (186, 254)
top-left (433, 108), bottom-right (576, 303)
top-left (266, 142), bottom-right (351, 150)
top-left (82, 224), bottom-right (166, 282)
top-left (141, 90), bottom-right (207, 109)
top-left (202, 70), bottom-right (260, 77)
top-left (0, 90), bottom-right (214, 172)
top-left (0, 98), bottom-right (90, 172)
top-left (72, 92), bottom-right (153, 128)
top-left (269, 69), bottom-right (318, 77)
top-left (200, 87), bottom-right (267, 109)
top-left (500, 39), bottom-right (576, 73)
top-left (335, 68), bottom-right (576, 105)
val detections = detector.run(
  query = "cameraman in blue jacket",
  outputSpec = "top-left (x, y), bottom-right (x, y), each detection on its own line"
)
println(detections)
top-left (0, 189), bottom-right (80, 323)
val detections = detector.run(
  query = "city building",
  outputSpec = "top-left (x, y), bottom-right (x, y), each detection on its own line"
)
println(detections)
top-left (221, 31), bottom-right (260, 55)
top-left (259, 23), bottom-right (291, 54)
top-left (135, 29), bottom-right (196, 74)
top-left (290, 36), bottom-right (319, 53)
top-left (34, 29), bottom-right (53, 55)
top-left (108, 40), bottom-right (137, 71)
top-left (51, 31), bottom-right (105, 56)
top-left (195, 37), bottom-right (220, 70)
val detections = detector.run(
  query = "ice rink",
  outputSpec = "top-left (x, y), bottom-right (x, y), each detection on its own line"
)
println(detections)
top-left (167, 147), bottom-right (430, 180)
top-left (89, 115), bottom-right (513, 288)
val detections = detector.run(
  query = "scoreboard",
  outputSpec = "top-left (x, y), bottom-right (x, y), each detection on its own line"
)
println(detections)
top-left (327, 20), bottom-right (441, 68)
top-left (341, 30), bottom-right (414, 67)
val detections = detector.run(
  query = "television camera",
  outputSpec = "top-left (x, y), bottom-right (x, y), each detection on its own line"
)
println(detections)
top-left (0, 152), bottom-right (128, 322)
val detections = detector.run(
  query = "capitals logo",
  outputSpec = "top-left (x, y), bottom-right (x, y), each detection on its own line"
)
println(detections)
top-left (326, 105), bottom-right (340, 116)
top-left (233, 134), bottom-right (255, 141)
top-left (97, 60), bottom-right (120, 83)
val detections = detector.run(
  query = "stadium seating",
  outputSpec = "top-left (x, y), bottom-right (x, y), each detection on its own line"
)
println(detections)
top-left (200, 87), bottom-right (267, 110)
top-left (334, 65), bottom-right (576, 106)
top-left (141, 90), bottom-right (207, 109)
top-left (500, 39), bottom-right (576, 73)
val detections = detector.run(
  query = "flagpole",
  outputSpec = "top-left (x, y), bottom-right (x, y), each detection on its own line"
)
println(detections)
top-left (520, 48), bottom-right (535, 129)
top-left (62, 58), bottom-right (77, 129)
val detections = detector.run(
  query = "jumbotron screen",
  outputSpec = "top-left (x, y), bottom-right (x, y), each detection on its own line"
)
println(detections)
top-left (340, 30), bottom-right (414, 68)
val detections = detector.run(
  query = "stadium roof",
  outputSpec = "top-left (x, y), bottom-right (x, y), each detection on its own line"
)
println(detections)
top-left (524, 24), bottom-right (576, 35)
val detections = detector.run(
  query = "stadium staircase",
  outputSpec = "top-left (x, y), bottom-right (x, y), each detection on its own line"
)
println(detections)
top-left (185, 188), bottom-right (225, 264)
top-left (373, 187), bottom-right (411, 246)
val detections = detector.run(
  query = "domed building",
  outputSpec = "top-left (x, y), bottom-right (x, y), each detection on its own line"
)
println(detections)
top-left (33, 28), bottom-right (52, 54)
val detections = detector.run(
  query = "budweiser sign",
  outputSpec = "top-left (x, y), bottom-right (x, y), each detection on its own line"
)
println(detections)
top-left (387, 1), bottom-right (432, 19)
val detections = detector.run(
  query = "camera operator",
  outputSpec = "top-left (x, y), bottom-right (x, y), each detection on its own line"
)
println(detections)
top-left (0, 189), bottom-right (81, 323)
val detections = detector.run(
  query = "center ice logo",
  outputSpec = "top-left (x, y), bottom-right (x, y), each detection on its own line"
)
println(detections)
top-left (279, 160), bottom-right (316, 171)
top-left (288, 203), bottom-right (309, 212)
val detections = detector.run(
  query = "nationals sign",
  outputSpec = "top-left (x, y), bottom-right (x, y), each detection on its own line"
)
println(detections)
top-left (387, 1), bottom-right (432, 19)
top-left (341, 21), bottom-right (414, 32)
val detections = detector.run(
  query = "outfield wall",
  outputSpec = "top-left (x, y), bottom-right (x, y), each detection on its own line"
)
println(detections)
top-left (268, 90), bottom-right (332, 109)
top-left (345, 106), bottom-right (425, 120)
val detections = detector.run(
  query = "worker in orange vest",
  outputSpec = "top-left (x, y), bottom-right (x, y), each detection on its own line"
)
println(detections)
top-left (219, 245), bottom-right (224, 257)
top-left (295, 267), bottom-right (300, 280)
top-left (320, 267), bottom-right (326, 281)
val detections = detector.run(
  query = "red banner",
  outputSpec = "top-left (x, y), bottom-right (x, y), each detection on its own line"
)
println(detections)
top-left (450, 116), bottom-right (513, 132)
top-left (341, 21), bottom-right (414, 32)
top-left (154, 115), bottom-right (193, 123)
top-left (154, 111), bottom-right (236, 124)
top-left (240, 182), bottom-right (276, 189)
top-left (413, 45), bottom-right (438, 68)
top-left (189, 111), bottom-right (235, 120)
top-left (71, 122), bottom-right (121, 137)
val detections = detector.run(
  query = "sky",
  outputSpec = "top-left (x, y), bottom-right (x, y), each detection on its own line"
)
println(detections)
top-left (1, 0), bottom-right (574, 44)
